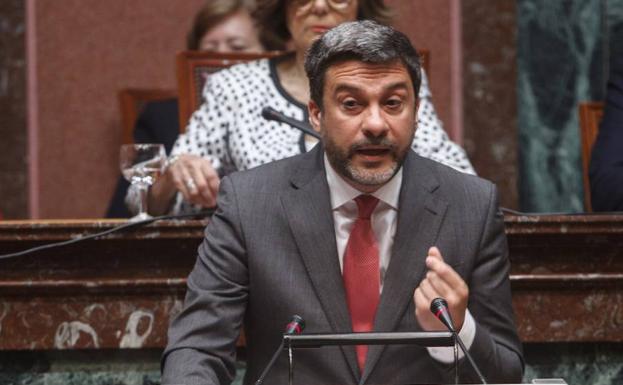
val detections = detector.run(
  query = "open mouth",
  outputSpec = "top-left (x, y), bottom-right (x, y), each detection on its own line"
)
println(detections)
top-left (357, 148), bottom-right (389, 156)
top-left (354, 147), bottom-right (391, 158)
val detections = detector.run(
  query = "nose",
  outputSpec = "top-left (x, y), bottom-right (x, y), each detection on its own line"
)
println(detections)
top-left (309, 0), bottom-right (330, 14)
top-left (362, 105), bottom-right (389, 138)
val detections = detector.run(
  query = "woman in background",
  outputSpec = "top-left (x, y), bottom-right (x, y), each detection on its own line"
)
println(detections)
top-left (189, 0), bottom-right (264, 52)
top-left (106, 0), bottom-right (263, 217)
top-left (137, 0), bottom-right (475, 216)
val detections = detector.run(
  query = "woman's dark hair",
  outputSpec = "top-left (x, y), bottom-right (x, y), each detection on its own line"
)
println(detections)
top-left (187, 0), bottom-right (256, 50)
top-left (253, 0), bottom-right (392, 51)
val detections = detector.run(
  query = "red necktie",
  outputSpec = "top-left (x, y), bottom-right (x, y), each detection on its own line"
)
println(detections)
top-left (343, 194), bottom-right (380, 372)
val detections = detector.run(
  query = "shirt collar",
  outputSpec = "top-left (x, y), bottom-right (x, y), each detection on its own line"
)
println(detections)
top-left (324, 154), bottom-right (402, 211)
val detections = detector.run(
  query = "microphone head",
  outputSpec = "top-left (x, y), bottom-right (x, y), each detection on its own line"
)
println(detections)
top-left (429, 297), bottom-right (456, 332)
top-left (430, 297), bottom-right (448, 314)
top-left (261, 107), bottom-right (277, 120)
top-left (284, 315), bottom-right (305, 335)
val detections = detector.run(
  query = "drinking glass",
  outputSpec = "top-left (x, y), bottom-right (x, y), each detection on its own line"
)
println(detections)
top-left (119, 143), bottom-right (166, 222)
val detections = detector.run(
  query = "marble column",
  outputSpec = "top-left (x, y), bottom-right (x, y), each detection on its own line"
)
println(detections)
top-left (462, 0), bottom-right (519, 209)
top-left (524, 343), bottom-right (623, 385)
top-left (517, 0), bottom-right (617, 213)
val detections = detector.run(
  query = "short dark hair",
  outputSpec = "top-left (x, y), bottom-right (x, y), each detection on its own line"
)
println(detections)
top-left (253, 0), bottom-right (392, 51)
top-left (187, 0), bottom-right (255, 50)
top-left (305, 20), bottom-right (421, 109)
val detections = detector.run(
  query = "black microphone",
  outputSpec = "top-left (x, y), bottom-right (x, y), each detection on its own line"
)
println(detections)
top-left (430, 298), bottom-right (487, 384)
top-left (430, 297), bottom-right (457, 332)
top-left (255, 315), bottom-right (306, 385)
top-left (261, 106), bottom-right (322, 139)
top-left (284, 314), bottom-right (305, 335)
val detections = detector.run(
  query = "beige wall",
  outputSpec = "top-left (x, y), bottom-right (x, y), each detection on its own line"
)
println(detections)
top-left (388, 0), bottom-right (459, 142)
top-left (30, 0), bottom-right (204, 218)
top-left (28, 0), bottom-right (458, 218)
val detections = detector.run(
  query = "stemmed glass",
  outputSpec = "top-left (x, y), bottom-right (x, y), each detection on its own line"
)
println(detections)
top-left (119, 143), bottom-right (167, 222)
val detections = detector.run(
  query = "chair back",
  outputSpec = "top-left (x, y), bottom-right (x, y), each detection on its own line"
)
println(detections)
top-left (118, 88), bottom-right (177, 144)
top-left (175, 49), bottom-right (430, 132)
top-left (578, 101), bottom-right (605, 212)
top-left (176, 51), bottom-right (283, 132)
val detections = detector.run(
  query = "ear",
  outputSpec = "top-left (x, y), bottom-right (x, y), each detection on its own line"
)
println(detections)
top-left (308, 100), bottom-right (322, 133)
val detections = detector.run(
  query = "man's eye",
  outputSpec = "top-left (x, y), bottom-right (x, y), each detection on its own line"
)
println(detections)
top-left (342, 99), bottom-right (359, 109)
top-left (386, 98), bottom-right (403, 108)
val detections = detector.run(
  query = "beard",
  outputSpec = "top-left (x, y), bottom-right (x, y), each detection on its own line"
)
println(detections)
top-left (324, 134), bottom-right (409, 187)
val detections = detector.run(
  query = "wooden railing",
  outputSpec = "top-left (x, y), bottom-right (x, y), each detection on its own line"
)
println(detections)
top-left (0, 214), bottom-right (622, 349)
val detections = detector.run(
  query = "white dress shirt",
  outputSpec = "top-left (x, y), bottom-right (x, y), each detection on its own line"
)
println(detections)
top-left (324, 155), bottom-right (475, 363)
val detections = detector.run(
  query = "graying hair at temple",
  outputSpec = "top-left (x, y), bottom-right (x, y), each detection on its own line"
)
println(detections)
top-left (304, 20), bottom-right (422, 109)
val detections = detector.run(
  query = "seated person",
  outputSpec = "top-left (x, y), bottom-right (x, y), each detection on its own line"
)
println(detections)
top-left (106, 0), bottom-right (264, 217)
top-left (128, 0), bottom-right (476, 216)
top-left (590, 51), bottom-right (623, 211)
top-left (161, 20), bottom-right (523, 385)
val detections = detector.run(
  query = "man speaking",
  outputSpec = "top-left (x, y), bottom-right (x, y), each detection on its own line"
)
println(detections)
top-left (162, 20), bottom-right (523, 385)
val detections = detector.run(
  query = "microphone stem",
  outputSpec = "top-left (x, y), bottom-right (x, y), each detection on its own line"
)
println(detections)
top-left (281, 117), bottom-right (320, 139)
top-left (254, 339), bottom-right (284, 385)
top-left (454, 333), bottom-right (487, 384)
top-left (261, 107), bottom-right (321, 139)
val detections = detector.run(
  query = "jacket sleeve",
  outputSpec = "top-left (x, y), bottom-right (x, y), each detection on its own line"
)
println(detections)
top-left (461, 183), bottom-right (524, 383)
top-left (161, 176), bottom-right (248, 385)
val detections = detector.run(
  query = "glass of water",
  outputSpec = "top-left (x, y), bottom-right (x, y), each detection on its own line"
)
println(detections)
top-left (119, 143), bottom-right (166, 221)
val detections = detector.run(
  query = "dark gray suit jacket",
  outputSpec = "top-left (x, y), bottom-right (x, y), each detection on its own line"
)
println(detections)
top-left (162, 145), bottom-right (524, 385)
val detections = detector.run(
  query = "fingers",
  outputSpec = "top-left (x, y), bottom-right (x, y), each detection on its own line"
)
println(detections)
top-left (425, 247), bottom-right (466, 296)
top-left (428, 246), bottom-right (443, 260)
top-left (168, 154), bottom-right (220, 208)
top-left (413, 285), bottom-right (445, 331)
top-left (200, 161), bottom-right (220, 206)
top-left (413, 286), bottom-right (430, 313)
top-left (187, 165), bottom-right (212, 206)
top-left (414, 246), bottom-right (469, 331)
top-left (422, 270), bottom-right (454, 300)
top-left (169, 161), bottom-right (194, 200)
top-left (420, 247), bottom-right (469, 309)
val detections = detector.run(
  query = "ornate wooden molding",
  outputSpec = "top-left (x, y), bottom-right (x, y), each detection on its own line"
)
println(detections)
top-left (0, 214), bottom-right (621, 349)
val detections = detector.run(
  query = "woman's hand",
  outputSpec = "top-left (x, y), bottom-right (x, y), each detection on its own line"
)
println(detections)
top-left (148, 154), bottom-right (220, 215)
top-left (167, 154), bottom-right (220, 207)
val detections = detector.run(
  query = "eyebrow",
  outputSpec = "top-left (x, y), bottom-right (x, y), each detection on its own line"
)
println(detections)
top-left (333, 81), bottom-right (410, 95)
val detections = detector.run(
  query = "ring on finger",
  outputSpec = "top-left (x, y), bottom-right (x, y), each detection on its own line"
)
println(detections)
top-left (185, 177), bottom-right (197, 191)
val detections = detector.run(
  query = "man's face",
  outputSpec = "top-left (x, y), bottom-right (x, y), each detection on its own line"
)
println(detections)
top-left (309, 59), bottom-right (418, 192)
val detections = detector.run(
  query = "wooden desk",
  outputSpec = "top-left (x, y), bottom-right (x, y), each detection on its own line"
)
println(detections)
top-left (0, 214), bottom-right (621, 350)
top-left (505, 214), bottom-right (623, 342)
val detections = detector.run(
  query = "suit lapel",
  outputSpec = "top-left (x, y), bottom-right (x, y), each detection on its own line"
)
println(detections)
top-left (280, 147), bottom-right (361, 380)
top-left (361, 153), bottom-right (449, 384)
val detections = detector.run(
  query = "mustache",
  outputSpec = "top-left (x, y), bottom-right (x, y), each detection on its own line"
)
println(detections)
top-left (349, 137), bottom-right (397, 152)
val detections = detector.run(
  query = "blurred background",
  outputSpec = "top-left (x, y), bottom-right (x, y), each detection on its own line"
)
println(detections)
top-left (2, 0), bottom-right (621, 219)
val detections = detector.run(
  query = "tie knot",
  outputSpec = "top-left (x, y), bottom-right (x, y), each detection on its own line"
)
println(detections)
top-left (354, 195), bottom-right (379, 219)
